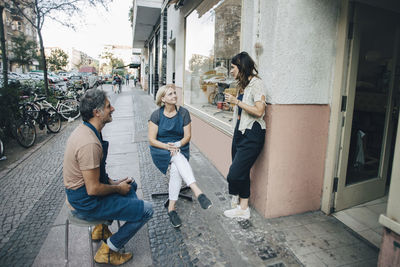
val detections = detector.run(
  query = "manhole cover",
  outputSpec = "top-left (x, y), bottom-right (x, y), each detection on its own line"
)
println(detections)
top-left (238, 219), bottom-right (252, 229)
top-left (257, 246), bottom-right (277, 261)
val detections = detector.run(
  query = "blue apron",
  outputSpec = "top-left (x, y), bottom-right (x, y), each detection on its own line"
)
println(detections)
top-left (66, 122), bottom-right (110, 212)
top-left (83, 121), bottom-right (110, 184)
top-left (150, 107), bottom-right (189, 174)
top-left (66, 123), bottom-right (144, 220)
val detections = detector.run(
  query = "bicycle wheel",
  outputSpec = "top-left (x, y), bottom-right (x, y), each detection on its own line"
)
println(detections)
top-left (58, 100), bottom-right (80, 120)
top-left (15, 120), bottom-right (36, 148)
top-left (46, 110), bottom-right (62, 133)
top-left (24, 103), bottom-right (40, 120)
top-left (0, 138), bottom-right (4, 158)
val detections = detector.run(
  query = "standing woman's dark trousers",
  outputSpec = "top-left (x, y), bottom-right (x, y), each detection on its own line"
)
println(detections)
top-left (227, 121), bottom-right (265, 198)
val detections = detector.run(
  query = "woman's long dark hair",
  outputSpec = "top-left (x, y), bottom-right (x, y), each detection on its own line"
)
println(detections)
top-left (231, 51), bottom-right (259, 91)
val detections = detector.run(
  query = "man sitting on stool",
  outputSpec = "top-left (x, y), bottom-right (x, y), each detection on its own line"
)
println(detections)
top-left (63, 89), bottom-right (153, 265)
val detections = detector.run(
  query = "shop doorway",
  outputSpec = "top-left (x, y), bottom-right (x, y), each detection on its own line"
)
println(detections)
top-left (335, 3), bottom-right (400, 211)
top-left (332, 3), bottom-right (400, 248)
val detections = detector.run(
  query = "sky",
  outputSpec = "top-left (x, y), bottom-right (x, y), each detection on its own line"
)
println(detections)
top-left (41, 0), bottom-right (132, 60)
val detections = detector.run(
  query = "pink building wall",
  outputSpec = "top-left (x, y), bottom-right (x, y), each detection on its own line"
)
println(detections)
top-left (251, 105), bottom-right (330, 218)
top-left (189, 104), bottom-right (330, 218)
top-left (378, 228), bottom-right (400, 267)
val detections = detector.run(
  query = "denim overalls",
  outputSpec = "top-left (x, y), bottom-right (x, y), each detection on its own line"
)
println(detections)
top-left (65, 122), bottom-right (152, 250)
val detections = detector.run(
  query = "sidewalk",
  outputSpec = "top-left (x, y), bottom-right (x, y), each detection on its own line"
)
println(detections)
top-left (33, 84), bottom-right (378, 267)
top-left (32, 84), bottom-right (152, 267)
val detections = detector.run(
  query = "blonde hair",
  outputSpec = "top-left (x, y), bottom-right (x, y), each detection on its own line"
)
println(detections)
top-left (156, 84), bottom-right (176, 107)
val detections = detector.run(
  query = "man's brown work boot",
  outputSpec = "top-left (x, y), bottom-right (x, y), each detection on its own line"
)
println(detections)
top-left (91, 224), bottom-right (112, 242)
top-left (94, 241), bottom-right (133, 266)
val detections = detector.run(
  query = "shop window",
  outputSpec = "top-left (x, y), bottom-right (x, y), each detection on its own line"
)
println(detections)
top-left (184, 0), bottom-right (241, 126)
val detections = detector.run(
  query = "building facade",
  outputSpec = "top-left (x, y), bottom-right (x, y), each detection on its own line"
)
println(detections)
top-left (133, 0), bottom-right (400, 264)
top-left (1, 2), bottom-right (39, 72)
top-left (66, 47), bottom-right (98, 72)
top-left (99, 44), bottom-right (136, 75)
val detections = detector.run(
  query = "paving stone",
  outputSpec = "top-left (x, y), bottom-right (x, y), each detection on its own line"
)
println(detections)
top-left (0, 120), bottom-right (79, 266)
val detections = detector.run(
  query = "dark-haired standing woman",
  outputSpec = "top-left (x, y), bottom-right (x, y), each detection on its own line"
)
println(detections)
top-left (223, 52), bottom-right (266, 219)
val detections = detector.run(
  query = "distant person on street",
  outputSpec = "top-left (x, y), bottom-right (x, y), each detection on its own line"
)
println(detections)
top-left (125, 73), bottom-right (130, 85)
top-left (223, 51), bottom-right (266, 220)
top-left (63, 89), bottom-right (153, 265)
top-left (148, 84), bottom-right (212, 228)
top-left (112, 74), bottom-right (122, 93)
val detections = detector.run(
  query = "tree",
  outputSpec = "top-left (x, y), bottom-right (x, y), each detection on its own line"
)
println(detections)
top-left (47, 48), bottom-right (68, 71)
top-left (101, 51), bottom-right (124, 74)
top-left (10, 33), bottom-right (38, 72)
top-left (0, 4), bottom-right (8, 85)
top-left (10, 0), bottom-right (111, 96)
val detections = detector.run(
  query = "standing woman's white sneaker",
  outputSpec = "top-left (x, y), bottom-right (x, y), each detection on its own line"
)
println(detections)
top-left (223, 206), bottom-right (250, 219)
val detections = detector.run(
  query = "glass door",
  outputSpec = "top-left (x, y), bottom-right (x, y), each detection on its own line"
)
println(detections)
top-left (335, 4), bottom-right (400, 211)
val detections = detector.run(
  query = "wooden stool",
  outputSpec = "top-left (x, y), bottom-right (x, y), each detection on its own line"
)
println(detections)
top-left (65, 210), bottom-right (118, 267)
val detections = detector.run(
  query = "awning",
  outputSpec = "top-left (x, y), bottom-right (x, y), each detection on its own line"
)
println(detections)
top-left (132, 0), bottom-right (162, 49)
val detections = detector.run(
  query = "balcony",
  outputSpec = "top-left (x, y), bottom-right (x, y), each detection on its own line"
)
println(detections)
top-left (132, 0), bottom-right (162, 49)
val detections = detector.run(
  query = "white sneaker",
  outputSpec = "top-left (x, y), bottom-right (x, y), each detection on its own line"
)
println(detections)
top-left (231, 195), bottom-right (239, 209)
top-left (223, 206), bottom-right (250, 219)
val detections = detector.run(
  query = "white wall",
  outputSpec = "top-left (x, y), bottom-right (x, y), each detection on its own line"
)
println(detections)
top-left (166, 5), bottom-right (180, 84)
top-left (242, 0), bottom-right (340, 104)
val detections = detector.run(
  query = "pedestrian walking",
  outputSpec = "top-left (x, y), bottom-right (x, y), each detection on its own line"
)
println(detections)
top-left (63, 89), bottom-right (153, 265)
top-left (112, 74), bottom-right (122, 93)
top-left (223, 51), bottom-right (266, 220)
top-left (125, 73), bottom-right (130, 85)
top-left (148, 84), bottom-right (212, 228)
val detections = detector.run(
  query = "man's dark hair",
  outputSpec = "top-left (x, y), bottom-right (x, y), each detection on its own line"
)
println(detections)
top-left (80, 89), bottom-right (107, 122)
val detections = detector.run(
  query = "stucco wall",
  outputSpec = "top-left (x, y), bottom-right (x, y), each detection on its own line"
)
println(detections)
top-left (250, 104), bottom-right (330, 218)
top-left (189, 103), bottom-right (330, 218)
top-left (166, 5), bottom-right (180, 84)
top-left (171, 0), bottom-right (338, 218)
top-left (243, 0), bottom-right (340, 104)
top-left (191, 116), bottom-right (232, 177)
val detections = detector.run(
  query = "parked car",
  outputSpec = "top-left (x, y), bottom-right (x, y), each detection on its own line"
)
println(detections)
top-left (48, 72), bottom-right (63, 83)
top-left (58, 72), bottom-right (69, 81)
top-left (79, 72), bottom-right (98, 89)
top-left (0, 77), bottom-right (20, 88)
top-left (68, 75), bottom-right (84, 89)
top-left (28, 72), bottom-right (44, 81)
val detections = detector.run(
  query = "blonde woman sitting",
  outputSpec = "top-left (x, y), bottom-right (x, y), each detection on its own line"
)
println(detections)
top-left (148, 84), bottom-right (212, 228)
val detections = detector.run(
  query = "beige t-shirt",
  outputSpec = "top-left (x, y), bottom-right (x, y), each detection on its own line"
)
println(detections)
top-left (63, 124), bottom-right (103, 190)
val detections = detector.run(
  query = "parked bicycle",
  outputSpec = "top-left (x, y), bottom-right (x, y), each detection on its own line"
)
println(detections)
top-left (24, 96), bottom-right (62, 133)
top-left (27, 93), bottom-right (80, 121)
top-left (15, 102), bottom-right (37, 148)
top-left (55, 96), bottom-right (80, 121)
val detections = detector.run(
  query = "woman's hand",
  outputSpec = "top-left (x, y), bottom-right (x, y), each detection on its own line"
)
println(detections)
top-left (224, 93), bottom-right (238, 104)
top-left (167, 142), bottom-right (180, 156)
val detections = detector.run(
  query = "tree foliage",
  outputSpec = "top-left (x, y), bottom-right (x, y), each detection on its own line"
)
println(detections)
top-left (101, 51), bottom-right (124, 74)
top-left (10, 33), bottom-right (38, 70)
top-left (9, 0), bottom-right (111, 96)
top-left (47, 48), bottom-right (68, 71)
